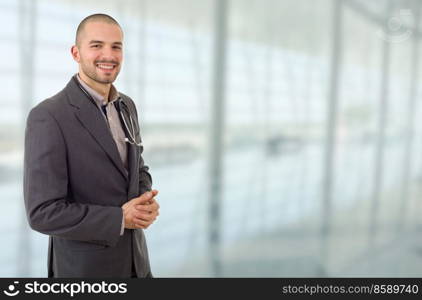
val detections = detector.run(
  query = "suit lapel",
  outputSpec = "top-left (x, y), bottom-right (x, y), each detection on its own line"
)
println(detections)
top-left (65, 76), bottom-right (129, 181)
top-left (121, 95), bottom-right (140, 197)
top-left (126, 142), bottom-right (139, 198)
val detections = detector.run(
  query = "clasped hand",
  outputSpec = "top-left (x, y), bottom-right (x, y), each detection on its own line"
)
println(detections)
top-left (122, 190), bottom-right (160, 229)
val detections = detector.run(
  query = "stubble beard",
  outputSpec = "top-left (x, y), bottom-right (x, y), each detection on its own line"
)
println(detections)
top-left (80, 60), bottom-right (120, 84)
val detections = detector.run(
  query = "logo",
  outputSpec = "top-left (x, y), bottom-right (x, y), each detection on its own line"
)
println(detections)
top-left (376, 9), bottom-right (414, 43)
top-left (3, 281), bottom-right (19, 297)
top-left (3, 280), bottom-right (127, 297)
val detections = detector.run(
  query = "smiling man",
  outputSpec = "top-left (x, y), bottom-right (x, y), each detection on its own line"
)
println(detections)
top-left (23, 14), bottom-right (160, 278)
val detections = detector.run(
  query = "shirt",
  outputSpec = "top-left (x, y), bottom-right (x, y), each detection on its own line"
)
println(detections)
top-left (76, 74), bottom-right (127, 235)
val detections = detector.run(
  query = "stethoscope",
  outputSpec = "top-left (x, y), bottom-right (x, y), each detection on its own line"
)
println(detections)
top-left (116, 99), bottom-right (143, 147)
top-left (74, 76), bottom-right (143, 147)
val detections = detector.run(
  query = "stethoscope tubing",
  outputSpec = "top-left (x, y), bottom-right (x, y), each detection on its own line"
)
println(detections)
top-left (117, 100), bottom-right (143, 147)
top-left (74, 76), bottom-right (142, 147)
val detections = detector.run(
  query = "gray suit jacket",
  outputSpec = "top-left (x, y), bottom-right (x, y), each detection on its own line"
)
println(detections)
top-left (23, 76), bottom-right (153, 278)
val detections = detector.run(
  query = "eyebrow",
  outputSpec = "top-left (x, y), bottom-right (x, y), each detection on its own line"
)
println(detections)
top-left (88, 40), bottom-right (123, 45)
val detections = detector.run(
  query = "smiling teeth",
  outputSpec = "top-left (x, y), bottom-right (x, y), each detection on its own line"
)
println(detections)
top-left (97, 64), bottom-right (114, 69)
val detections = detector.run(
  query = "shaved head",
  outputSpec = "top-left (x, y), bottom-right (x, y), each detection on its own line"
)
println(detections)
top-left (75, 13), bottom-right (122, 46)
top-left (71, 13), bottom-right (124, 87)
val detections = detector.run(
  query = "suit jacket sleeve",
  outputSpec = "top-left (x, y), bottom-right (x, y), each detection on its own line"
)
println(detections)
top-left (139, 145), bottom-right (152, 193)
top-left (23, 105), bottom-right (122, 247)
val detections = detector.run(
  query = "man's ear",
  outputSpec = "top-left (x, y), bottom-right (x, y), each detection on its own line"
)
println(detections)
top-left (71, 45), bottom-right (80, 62)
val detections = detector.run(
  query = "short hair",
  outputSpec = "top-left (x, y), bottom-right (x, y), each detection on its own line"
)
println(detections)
top-left (75, 13), bottom-right (122, 45)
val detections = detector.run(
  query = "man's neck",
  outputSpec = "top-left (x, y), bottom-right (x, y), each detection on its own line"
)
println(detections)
top-left (78, 71), bottom-right (111, 101)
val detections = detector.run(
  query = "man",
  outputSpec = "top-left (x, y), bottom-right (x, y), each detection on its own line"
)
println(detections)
top-left (23, 14), bottom-right (160, 278)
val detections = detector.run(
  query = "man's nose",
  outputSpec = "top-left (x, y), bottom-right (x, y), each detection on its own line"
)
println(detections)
top-left (100, 47), bottom-right (116, 60)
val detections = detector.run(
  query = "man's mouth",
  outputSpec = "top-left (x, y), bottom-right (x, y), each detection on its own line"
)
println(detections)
top-left (96, 63), bottom-right (117, 71)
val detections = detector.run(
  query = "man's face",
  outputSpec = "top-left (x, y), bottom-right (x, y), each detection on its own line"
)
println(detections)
top-left (72, 21), bottom-right (123, 84)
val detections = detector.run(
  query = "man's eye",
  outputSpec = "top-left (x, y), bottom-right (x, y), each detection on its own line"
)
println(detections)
top-left (91, 45), bottom-right (100, 48)
top-left (113, 46), bottom-right (122, 50)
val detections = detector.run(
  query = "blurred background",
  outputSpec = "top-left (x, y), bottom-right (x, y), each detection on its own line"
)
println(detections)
top-left (1, 0), bottom-right (422, 277)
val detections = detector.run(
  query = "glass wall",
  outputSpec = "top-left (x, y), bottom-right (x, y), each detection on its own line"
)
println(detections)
top-left (1, 0), bottom-right (421, 277)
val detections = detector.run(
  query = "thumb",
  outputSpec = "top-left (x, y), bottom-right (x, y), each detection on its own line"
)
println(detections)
top-left (135, 191), bottom-right (153, 204)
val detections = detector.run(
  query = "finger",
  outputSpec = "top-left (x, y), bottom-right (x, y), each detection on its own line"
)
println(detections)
top-left (136, 207), bottom-right (157, 215)
top-left (142, 191), bottom-right (158, 204)
top-left (135, 204), bottom-right (154, 212)
top-left (132, 218), bottom-right (150, 227)
top-left (133, 191), bottom-right (154, 205)
top-left (150, 198), bottom-right (160, 207)
top-left (140, 202), bottom-right (159, 214)
top-left (137, 210), bottom-right (158, 219)
top-left (125, 222), bottom-right (135, 229)
top-left (148, 198), bottom-right (160, 209)
top-left (150, 200), bottom-right (159, 209)
top-left (134, 212), bottom-right (155, 221)
top-left (136, 224), bottom-right (149, 229)
top-left (135, 221), bottom-right (150, 229)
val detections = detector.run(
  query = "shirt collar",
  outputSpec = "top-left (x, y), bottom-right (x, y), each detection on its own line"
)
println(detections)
top-left (76, 73), bottom-right (120, 106)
